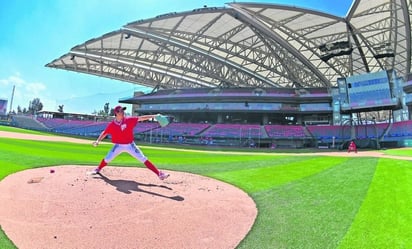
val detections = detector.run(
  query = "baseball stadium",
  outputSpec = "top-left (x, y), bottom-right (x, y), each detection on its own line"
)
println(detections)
top-left (1, 0), bottom-right (412, 248)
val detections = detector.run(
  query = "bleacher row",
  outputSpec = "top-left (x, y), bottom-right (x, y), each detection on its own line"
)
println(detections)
top-left (11, 116), bottom-right (412, 141)
top-left (35, 117), bottom-right (412, 140)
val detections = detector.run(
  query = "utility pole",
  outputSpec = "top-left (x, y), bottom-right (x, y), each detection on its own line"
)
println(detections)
top-left (9, 85), bottom-right (15, 114)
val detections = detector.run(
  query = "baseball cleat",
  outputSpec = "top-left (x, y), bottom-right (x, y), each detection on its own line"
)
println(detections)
top-left (158, 171), bottom-right (170, 180)
top-left (86, 168), bottom-right (100, 176)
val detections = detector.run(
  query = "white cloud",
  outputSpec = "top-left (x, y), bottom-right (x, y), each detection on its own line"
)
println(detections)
top-left (0, 73), bottom-right (25, 87)
top-left (0, 74), bottom-right (23, 101)
top-left (0, 73), bottom-right (54, 111)
top-left (25, 82), bottom-right (47, 97)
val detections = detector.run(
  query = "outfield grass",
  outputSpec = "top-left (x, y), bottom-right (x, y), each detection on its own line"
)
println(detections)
top-left (382, 147), bottom-right (412, 157)
top-left (0, 125), bottom-right (52, 135)
top-left (0, 126), bottom-right (411, 248)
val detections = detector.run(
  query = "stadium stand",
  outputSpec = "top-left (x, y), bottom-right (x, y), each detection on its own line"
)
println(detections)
top-left (264, 125), bottom-right (307, 139)
top-left (386, 120), bottom-right (412, 137)
top-left (133, 122), bottom-right (161, 134)
top-left (37, 117), bottom-right (70, 129)
top-left (145, 122), bottom-right (210, 136)
top-left (306, 125), bottom-right (348, 140)
top-left (11, 115), bottom-right (50, 131)
top-left (202, 124), bottom-right (264, 139)
top-left (7, 114), bottom-right (412, 149)
top-left (355, 123), bottom-right (388, 139)
top-left (57, 122), bottom-right (108, 136)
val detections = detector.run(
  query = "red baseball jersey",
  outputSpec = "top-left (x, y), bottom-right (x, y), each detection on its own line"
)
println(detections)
top-left (103, 117), bottom-right (139, 144)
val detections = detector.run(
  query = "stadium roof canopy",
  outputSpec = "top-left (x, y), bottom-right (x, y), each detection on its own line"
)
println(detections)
top-left (46, 0), bottom-right (412, 90)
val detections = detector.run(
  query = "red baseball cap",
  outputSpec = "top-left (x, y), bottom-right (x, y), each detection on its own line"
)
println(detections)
top-left (114, 105), bottom-right (126, 113)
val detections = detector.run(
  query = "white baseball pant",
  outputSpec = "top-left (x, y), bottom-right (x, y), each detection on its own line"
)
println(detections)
top-left (104, 142), bottom-right (147, 163)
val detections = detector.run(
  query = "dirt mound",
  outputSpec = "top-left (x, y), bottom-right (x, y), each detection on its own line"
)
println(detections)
top-left (0, 166), bottom-right (257, 249)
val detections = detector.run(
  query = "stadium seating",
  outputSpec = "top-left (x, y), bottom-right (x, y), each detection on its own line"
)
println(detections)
top-left (38, 118), bottom-right (107, 136)
top-left (12, 115), bottom-right (49, 131)
top-left (147, 123), bottom-right (210, 136)
top-left (307, 122), bottom-right (390, 141)
top-left (355, 123), bottom-right (388, 139)
top-left (40, 118), bottom-right (95, 130)
top-left (37, 117), bottom-right (70, 129)
top-left (59, 122), bottom-right (108, 136)
top-left (387, 120), bottom-right (412, 137)
top-left (19, 116), bottom-right (412, 148)
top-left (306, 125), bottom-right (345, 140)
top-left (134, 122), bottom-right (160, 133)
top-left (264, 125), bottom-right (307, 138)
top-left (202, 124), bottom-right (264, 138)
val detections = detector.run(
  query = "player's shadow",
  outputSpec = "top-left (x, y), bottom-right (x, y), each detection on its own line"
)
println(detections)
top-left (97, 173), bottom-right (184, 201)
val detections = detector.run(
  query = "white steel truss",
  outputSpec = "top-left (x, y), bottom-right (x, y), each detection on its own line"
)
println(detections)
top-left (46, 0), bottom-right (412, 90)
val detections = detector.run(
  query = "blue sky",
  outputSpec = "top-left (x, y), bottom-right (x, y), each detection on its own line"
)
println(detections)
top-left (0, 0), bottom-right (352, 114)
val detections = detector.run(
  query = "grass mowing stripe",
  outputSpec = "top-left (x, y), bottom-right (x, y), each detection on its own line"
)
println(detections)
top-left (0, 138), bottom-right (142, 166)
top-left (209, 157), bottom-right (348, 192)
top-left (0, 138), bottom-right (103, 164)
top-left (338, 159), bottom-right (412, 249)
top-left (154, 154), bottom-right (307, 175)
top-left (382, 148), bottom-right (412, 157)
top-left (237, 157), bottom-right (378, 249)
top-left (0, 125), bottom-right (51, 135)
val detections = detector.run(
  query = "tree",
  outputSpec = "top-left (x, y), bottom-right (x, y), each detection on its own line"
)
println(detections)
top-left (104, 102), bottom-right (110, 116)
top-left (28, 98), bottom-right (43, 115)
top-left (58, 105), bottom-right (64, 112)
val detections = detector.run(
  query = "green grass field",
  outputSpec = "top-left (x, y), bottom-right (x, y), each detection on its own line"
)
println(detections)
top-left (1, 126), bottom-right (412, 248)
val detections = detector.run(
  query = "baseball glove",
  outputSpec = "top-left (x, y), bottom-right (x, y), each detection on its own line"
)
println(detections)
top-left (155, 114), bottom-right (172, 127)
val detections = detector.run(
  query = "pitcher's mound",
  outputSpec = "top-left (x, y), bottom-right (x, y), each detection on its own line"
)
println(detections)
top-left (0, 166), bottom-right (257, 249)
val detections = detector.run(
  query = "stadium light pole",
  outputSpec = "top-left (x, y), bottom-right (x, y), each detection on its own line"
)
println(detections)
top-left (9, 85), bottom-right (15, 114)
